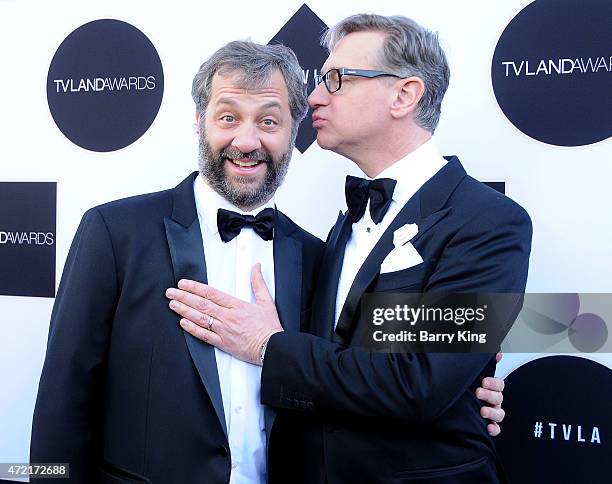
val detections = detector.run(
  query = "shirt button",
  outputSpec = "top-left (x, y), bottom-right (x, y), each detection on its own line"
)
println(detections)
top-left (366, 227), bottom-right (372, 233)
top-left (232, 462), bottom-right (239, 470)
top-left (235, 406), bottom-right (242, 414)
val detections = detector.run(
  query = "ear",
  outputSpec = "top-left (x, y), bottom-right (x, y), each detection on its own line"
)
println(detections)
top-left (390, 77), bottom-right (425, 119)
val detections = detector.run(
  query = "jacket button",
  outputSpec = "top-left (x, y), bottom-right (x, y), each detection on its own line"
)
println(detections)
top-left (218, 445), bottom-right (229, 457)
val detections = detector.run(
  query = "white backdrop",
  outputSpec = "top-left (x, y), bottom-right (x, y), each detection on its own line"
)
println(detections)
top-left (1, 0), bottom-right (610, 466)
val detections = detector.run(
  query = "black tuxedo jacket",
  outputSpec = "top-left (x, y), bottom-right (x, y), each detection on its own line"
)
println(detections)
top-left (262, 157), bottom-right (532, 483)
top-left (30, 172), bottom-right (323, 484)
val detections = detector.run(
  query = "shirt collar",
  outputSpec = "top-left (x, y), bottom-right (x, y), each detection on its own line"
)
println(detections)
top-left (193, 173), bottom-right (275, 236)
top-left (370, 138), bottom-right (447, 209)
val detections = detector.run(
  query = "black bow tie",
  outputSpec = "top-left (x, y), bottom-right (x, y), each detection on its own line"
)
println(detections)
top-left (345, 175), bottom-right (397, 224)
top-left (217, 208), bottom-right (275, 243)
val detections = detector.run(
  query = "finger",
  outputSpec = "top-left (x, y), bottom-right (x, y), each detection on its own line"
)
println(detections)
top-left (169, 299), bottom-right (223, 329)
top-left (179, 318), bottom-right (223, 347)
top-left (251, 263), bottom-right (273, 303)
top-left (176, 279), bottom-right (241, 308)
top-left (166, 288), bottom-right (225, 320)
top-left (487, 422), bottom-right (501, 437)
top-left (481, 405), bottom-right (505, 424)
top-left (481, 376), bottom-right (505, 392)
top-left (495, 351), bottom-right (504, 363)
top-left (475, 387), bottom-right (503, 407)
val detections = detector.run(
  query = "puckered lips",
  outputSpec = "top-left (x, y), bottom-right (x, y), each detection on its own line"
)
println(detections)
top-left (311, 112), bottom-right (326, 128)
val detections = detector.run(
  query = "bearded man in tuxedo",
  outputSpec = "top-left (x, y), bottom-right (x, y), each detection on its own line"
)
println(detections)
top-left (30, 40), bottom-right (324, 484)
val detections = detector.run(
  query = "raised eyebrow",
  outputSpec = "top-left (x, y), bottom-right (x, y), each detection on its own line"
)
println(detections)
top-left (259, 101), bottom-right (283, 111)
top-left (214, 98), bottom-right (282, 112)
top-left (215, 97), bottom-right (238, 107)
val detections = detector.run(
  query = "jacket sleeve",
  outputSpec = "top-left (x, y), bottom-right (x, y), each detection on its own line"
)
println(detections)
top-left (30, 208), bottom-right (118, 483)
top-left (261, 202), bottom-right (532, 423)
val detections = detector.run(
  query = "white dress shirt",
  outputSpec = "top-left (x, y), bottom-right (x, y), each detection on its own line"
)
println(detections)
top-left (193, 174), bottom-right (275, 484)
top-left (334, 139), bottom-right (447, 326)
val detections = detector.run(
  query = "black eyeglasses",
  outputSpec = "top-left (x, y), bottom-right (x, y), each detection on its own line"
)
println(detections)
top-left (313, 68), bottom-right (403, 93)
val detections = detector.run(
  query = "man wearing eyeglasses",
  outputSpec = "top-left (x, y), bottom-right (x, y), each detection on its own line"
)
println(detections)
top-left (168, 14), bottom-right (531, 483)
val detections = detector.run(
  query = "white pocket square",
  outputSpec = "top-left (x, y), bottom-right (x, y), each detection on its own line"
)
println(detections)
top-left (393, 223), bottom-right (418, 247)
top-left (380, 242), bottom-right (424, 274)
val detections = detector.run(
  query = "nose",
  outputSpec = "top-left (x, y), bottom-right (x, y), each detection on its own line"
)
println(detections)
top-left (231, 123), bottom-right (262, 154)
top-left (308, 81), bottom-right (330, 109)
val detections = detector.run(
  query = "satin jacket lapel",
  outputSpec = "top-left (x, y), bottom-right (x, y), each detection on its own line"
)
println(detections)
top-left (333, 197), bottom-right (421, 344)
top-left (273, 211), bottom-right (302, 333)
top-left (333, 157), bottom-right (466, 345)
top-left (311, 212), bottom-right (353, 340)
top-left (164, 172), bottom-right (227, 437)
top-left (265, 211), bottom-right (303, 443)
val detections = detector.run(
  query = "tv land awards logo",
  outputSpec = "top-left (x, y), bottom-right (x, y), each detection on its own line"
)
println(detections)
top-left (47, 19), bottom-right (164, 152)
top-left (0, 231), bottom-right (54, 246)
top-left (0, 183), bottom-right (56, 298)
top-left (269, 4), bottom-right (329, 153)
top-left (496, 356), bottom-right (611, 483)
top-left (492, 0), bottom-right (611, 147)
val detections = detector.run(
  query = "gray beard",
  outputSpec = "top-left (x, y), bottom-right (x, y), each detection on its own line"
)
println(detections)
top-left (197, 132), bottom-right (292, 211)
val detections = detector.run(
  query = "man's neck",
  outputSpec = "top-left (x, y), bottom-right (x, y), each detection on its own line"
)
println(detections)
top-left (351, 128), bottom-right (432, 178)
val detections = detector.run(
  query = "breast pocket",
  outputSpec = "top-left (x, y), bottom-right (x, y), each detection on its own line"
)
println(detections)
top-left (373, 260), bottom-right (434, 293)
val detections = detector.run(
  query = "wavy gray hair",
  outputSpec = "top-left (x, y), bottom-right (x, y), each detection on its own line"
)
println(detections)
top-left (322, 14), bottom-right (450, 133)
top-left (191, 40), bottom-right (308, 141)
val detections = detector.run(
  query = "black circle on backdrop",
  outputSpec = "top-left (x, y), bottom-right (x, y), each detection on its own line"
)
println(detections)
top-left (47, 19), bottom-right (164, 152)
top-left (496, 356), bottom-right (611, 483)
top-left (492, 0), bottom-right (612, 146)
